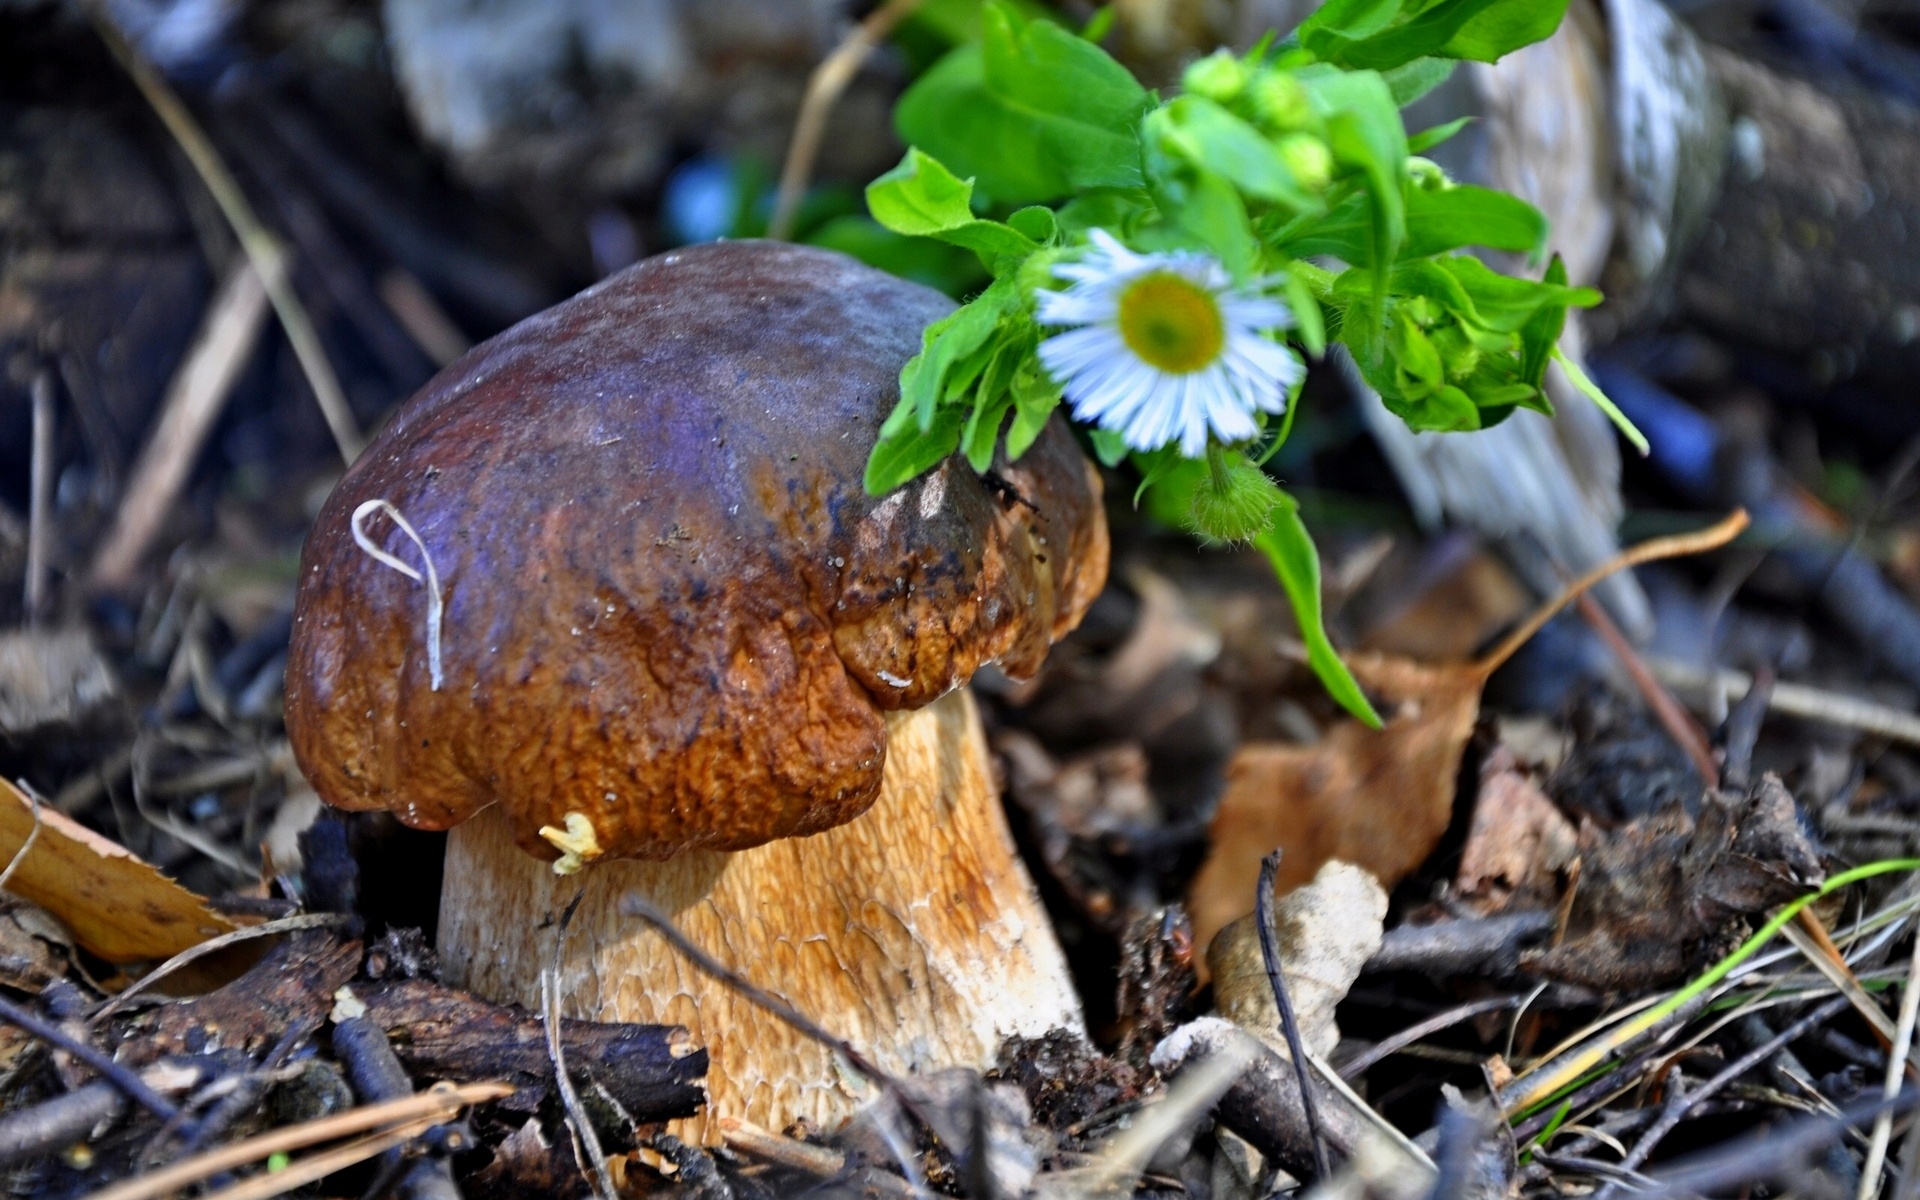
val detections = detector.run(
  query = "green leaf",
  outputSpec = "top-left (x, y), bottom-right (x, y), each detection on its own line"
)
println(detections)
top-left (1518, 254), bottom-right (1571, 384)
top-left (866, 403), bottom-right (967, 493)
top-left (1300, 0), bottom-right (1572, 70)
top-left (1552, 344), bottom-right (1651, 456)
top-left (1088, 426), bottom-right (1131, 467)
top-left (1442, 0), bottom-right (1573, 62)
top-left (1407, 115), bottom-right (1473, 153)
top-left (1304, 70), bottom-right (1406, 297)
top-left (1255, 499), bottom-right (1381, 728)
top-left (1396, 256), bottom-right (1598, 332)
top-left (1404, 183), bottom-right (1548, 260)
top-left (898, 274), bottom-right (1024, 430)
top-left (1148, 96), bottom-right (1323, 212)
top-left (963, 389), bottom-right (1016, 472)
top-left (1165, 169), bottom-right (1261, 278)
top-left (1277, 183), bottom-right (1546, 264)
top-left (866, 149), bottom-right (1038, 272)
top-left (1006, 354), bottom-right (1061, 459)
top-left (1512, 253), bottom-right (1574, 382)
top-left (1382, 57), bottom-right (1457, 106)
top-left (895, 2), bottom-right (1151, 206)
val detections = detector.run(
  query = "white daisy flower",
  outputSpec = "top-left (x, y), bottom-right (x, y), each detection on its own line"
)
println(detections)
top-left (1036, 230), bottom-right (1303, 458)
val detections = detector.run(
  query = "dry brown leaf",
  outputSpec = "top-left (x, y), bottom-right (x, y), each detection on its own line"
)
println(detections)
top-left (1190, 653), bottom-right (1482, 958)
top-left (1187, 512), bottom-right (1751, 961)
top-left (1454, 747), bottom-right (1578, 915)
top-left (0, 777), bottom-right (233, 963)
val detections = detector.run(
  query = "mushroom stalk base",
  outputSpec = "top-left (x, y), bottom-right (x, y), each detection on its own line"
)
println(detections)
top-left (437, 688), bottom-right (1084, 1140)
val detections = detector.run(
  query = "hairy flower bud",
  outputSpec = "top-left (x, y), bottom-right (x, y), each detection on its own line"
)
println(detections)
top-left (1183, 51), bottom-right (1249, 104)
top-left (1190, 447), bottom-right (1284, 543)
top-left (1251, 71), bottom-right (1313, 134)
top-left (1275, 133), bottom-right (1333, 192)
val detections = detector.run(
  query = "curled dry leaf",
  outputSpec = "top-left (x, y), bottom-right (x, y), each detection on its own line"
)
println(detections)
top-left (0, 778), bottom-right (233, 963)
top-left (1188, 512), bottom-right (1751, 960)
top-left (1208, 860), bottom-right (1387, 1058)
top-left (1190, 652), bottom-right (1483, 959)
top-left (1523, 774), bottom-right (1824, 991)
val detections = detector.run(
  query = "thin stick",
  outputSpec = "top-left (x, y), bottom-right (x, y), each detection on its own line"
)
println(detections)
top-left (377, 269), bottom-right (470, 368)
top-left (1617, 996), bottom-right (1847, 1172)
top-left (192, 1122), bottom-right (426, 1200)
top-left (25, 372), bottom-right (54, 622)
top-left (87, 913), bottom-right (352, 1027)
top-left (1575, 591), bottom-right (1717, 786)
top-left (89, 263), bottom-right (270, 590)
top-left (1650, 658), bottom-right (1920, 747)
top-left (1863, 932), bottom-right (1920, 1199)
top-left (619, 892), bottom-right (918, 1111)
top-left (719, 1118), bottom-right (921, 1199)
top-left (83, 1081), bottom-right (512, 1200)
top-left (0, 993), bottom-right (177, 1120)
top-left (1782, 918), bottom-right (1900, 1048)
top-left (1338, 996), bottom-right (1521, 1080)
top-left (0, 781), bottom-right (45, 894)
top-left (85, 6), bottom-right (363, 464)
top-left (767, 0), bottom-right (926, 241)
top-left (1474, 510), bottom-right (1750, 678)
top-left (545, 894), bottom-right (616, 1200)
top-left (1254, 850), bottom-right (1330, 1182)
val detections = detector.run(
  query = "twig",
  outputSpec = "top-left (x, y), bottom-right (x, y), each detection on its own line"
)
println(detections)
top-left (1631, 1089), bottom-right (1920, 1198)
top-left (1082, 1038), bottom-right (1256, 1194)
top-left (1575, 592), bottom-right (1718, 786)
top-left (767, 0), bottom-right (926, 241)
top-left (197, 1121), bottom-right (432, 1200)
top-left (83, 1081), bottom-right (511, 1200)
top-left (1255, 850), bottom-right (1331, 1182)
top-left (1782, 917), bottom-right (1900, 1048)
top-left (1473, 511), bottom-right (1750, 678)
top-left (544, 893), bottom-right (616, 1200)
top-left (719, 1118), bottom-right (921, 1199)
top-left (1650, 658), bottom-right (1920, 746)
top-left (87, 912), bottom-right (353, 1027)
top-left (332, 1015), bottom-right (464, 1200)
top-left (618, 892), bottom-right (919, 1111)
top-left (1862, 930), bottom-right (1920, 1200)
top-left (1616, 995), bottom-right (1847, 1172)
top-left (0, 1060), bottom-right (212, 1168)
top-left (84, 4), bottom-right (363, 464)
top-left (1337, 996), bottom-right (1520, 1080)
top-left (0, 993), bottom-right (178, 1121)
top-left (25, 371), bottom-right (54, 623)
top-left (0, 781), bottom-right (45, 893)
top-left (89, 262), bottom-right (270, 590)
top-left (378, 269), bottom-right (471, 369)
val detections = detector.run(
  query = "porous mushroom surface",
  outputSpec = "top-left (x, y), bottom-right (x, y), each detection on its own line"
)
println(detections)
top-left (285, 240), bottom-right (1109, 1135)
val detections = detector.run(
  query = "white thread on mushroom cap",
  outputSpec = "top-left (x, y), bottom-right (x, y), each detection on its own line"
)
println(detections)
top-left (350, 498), bottom-right (446, 691)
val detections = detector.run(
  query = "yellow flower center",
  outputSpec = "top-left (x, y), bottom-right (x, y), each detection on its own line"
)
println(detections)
top-left (1117, 272), bottom-right (1226, 374)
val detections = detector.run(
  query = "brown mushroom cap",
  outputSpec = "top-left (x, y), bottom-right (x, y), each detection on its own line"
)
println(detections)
top-left (286, 241), bottom-right (1107, 862)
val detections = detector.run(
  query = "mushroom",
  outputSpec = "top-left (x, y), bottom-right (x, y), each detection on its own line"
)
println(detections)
top-left (285, 241), bottom-right (1109, 1137)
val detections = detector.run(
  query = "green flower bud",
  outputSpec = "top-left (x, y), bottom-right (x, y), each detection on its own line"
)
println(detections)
top-left (1183, 51), bottom-right (1248, 103)
top-left (1251, 71), bottom-right (1312, 133)
top-left (1430, 322), bottom-right (1482, 382)
top-left (1189, 446), bottom-right (1283, 542)
top-left (1408, 156), bottom-right (1452, 191)
top-left (1274, 133), bottom-right (1333, 192)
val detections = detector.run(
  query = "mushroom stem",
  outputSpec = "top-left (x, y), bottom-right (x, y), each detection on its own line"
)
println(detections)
top-left (437, 688), bottom-right (1084, 1141)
